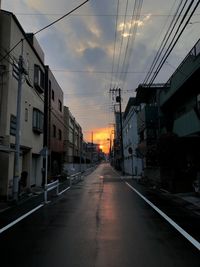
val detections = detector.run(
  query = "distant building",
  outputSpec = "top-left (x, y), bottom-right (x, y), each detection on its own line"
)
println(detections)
top-left (135, 83), bottom-right (162, 185)
top-left (63, 106), bottom-right (83, 175)
top-left (0, 11), bottom-right (44, 199)
top-left (86, 142), bottom-right (102, 163)
top-left (44, 66), bottom-right (64, 177)
top-left (123, 97), bottom-right (143, 176)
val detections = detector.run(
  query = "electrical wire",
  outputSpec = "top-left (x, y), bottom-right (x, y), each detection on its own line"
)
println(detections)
top-left (33, 0), bottom-right (89, 35)
top-left (110, 0), bottom-right (120, 89)
top-left (14, 12), bottom-right (200, 17)
top-left (148, 0), bottom-right (200, 86)
top-left (143, 0), bottom-right (186, 84)
top-left (114, 0), bottom-right (129, 88)
top-left (119, 0), bottom-right (143, 89)
top-left (0, 0), bottom-right (90, 63)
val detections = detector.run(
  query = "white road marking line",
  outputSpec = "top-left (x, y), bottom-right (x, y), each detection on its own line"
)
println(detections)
top-left (0, 204), bottom-right (44, 234)
top-left (125, 182), bottom-right (200, 251)
top-left (58, 186), bottom-right (70, 195)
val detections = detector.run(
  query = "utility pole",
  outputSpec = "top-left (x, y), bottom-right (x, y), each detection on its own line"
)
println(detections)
top-left (110, 88), bottom-right (124, 174)
top-left (79, 134), bottom-right (82, 173)
top-left (13, 40), bottom-right (24, 200)
top-left (91, 131), bottom-right (93, 166)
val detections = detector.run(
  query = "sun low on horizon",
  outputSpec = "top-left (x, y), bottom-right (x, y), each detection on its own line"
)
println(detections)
top-left (84, 128), bottom-right (113, 154)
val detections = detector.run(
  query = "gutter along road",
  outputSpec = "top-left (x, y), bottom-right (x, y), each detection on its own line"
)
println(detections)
top-left (0, 163), bottom-right (199, 266)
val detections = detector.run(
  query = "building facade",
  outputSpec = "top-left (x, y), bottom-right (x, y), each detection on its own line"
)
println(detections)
top-left (123, 98), bottom-right (143, 176)
top-left (0, 11), bottom-right (44, 199)
top-left (159, 38), bottom-right (200, 192)
top-left (44, 66), bottom-right (64, 177)
top-left (135, 84), bottom-right (163, 185)
top-left (63, 106), bottom-right (83, 175)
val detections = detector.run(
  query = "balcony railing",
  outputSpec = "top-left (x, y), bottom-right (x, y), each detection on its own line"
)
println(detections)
top-left (160, 38), bottom-right (200, 106)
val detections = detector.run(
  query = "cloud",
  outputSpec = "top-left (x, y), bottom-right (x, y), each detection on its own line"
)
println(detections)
top-left (118, 14), bottom-right (151, 38)
top-left (2, 0), bottom-right (200, 140)
top-left (82, 47), bottom-right (107, 65)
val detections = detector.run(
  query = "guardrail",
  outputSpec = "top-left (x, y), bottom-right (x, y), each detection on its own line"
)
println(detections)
top-left (69, 172), bottom-right (82, 186)
top-left (44, 180), bottom-right (59, 203)
top-left (43, 167), bottom-right (95, 204)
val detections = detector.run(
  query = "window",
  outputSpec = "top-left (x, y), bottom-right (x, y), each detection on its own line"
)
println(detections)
top-left (52, 89), bottom-right (54, 101)
top-left (34, 65), bottom-right (44, 93)
top-left (10, 115), bottom-right (16, 136)
top-left (58, 99), bottom-right (62, 112)
top-left (58, 129), bottom-right (62, 140)
top-left (25, 108), bottom-right (28, 122)
top-left (32, 108), bottom-right (43, 134)
top-left (53, 125), bottom-right (56, 138)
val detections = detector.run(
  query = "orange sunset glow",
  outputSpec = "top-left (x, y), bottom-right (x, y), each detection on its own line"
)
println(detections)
top-left (85, 128), bottom-right (113, 154)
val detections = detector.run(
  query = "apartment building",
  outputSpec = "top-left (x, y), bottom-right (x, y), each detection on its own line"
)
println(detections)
top-left (0, 11), bottom-right (44, 199)
top-left (63, 106), bottom-right (83, 175)
top-left (44, 66), bottom-right (64, 177)
top-left (123, 97), bottom-right (143, 176)
top-left (135, 84), bottom-right (163, 185)
top-left (159, 39), bottom-right (200, 192)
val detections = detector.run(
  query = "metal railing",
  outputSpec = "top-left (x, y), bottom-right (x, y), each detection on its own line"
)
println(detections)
top-left (69, 172), bottom-right (82, 186)
top-left (44, 180), bottom-right (59, 203)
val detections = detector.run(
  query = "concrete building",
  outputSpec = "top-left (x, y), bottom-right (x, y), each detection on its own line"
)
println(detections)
top-left (0, 11), bottom-right (44, 199)
top-left (123, 97), bottom-right (143, 176)
top-left (134, 39), bottom-right (200, 193)
top-left (63, 106), bottom-right (83, 175)
top-left (135, 84), bottom-right (163, 185)
top-left (159, 38), bottom-right (200, 192)
top-left (44, 66), bottom-right (64, 177)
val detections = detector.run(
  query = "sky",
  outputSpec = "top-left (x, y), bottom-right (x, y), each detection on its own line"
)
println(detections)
top-left (1, 0), bottom-right (200, 153)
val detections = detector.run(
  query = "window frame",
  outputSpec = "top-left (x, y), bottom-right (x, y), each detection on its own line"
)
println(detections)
top-left (32, 108), bottom-right (44, 134)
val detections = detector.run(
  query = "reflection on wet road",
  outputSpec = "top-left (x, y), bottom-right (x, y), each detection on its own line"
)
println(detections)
top-left (0, 163), bottom-right (199, 267)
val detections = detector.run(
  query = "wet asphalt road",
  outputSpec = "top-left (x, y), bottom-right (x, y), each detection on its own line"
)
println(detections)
top-left (0, 163), bottom-right (199, 266)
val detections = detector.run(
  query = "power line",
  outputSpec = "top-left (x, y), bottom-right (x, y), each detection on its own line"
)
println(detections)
top-left (110, 0), bottom-right (120, 89)
top-left (119, 0), bottom-right (143, 89)
top-left (114, 0), bottom-right (129, 88)
top-left (14, 12), bottom-right (200, 17)
top-left (148, 0), bottom-right (200, 86)
top-left (0, 39), bottom-right (22, 65)
top-left (33, 0), bottom-right (89, 35)
top-left (143, 0), bottom-right (186, 84)
top-left (52, 69), bottom-right (148, 74)
top-left (0, 0), bottom-right (90, 63)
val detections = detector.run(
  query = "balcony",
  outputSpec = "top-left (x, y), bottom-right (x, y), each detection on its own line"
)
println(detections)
top-left (173, 109), bottom-right (200, 137)
top-left (160, 39), bottom-right (200, 107)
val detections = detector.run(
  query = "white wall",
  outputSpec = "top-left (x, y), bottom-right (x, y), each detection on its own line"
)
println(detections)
top-left (123, 106), bottom-right (143, 176)
top-left (0, 12), bottom-right (44, 197)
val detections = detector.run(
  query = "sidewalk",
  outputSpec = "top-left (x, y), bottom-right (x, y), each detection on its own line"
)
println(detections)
top-left (123, 175), bottom-right (200, 214)
top-left (0, 167), bottom-right (97, 225)
top-left (124, 177), bottom-right (200, 241)
top-left (0, 186), bottom-right (44, 212)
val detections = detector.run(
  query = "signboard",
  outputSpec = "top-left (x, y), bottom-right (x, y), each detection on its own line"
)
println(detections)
top-left (40, 146), bottom-right (48, 157)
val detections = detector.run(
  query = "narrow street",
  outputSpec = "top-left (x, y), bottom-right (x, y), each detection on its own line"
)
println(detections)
top-left (0, 163), bottom-right (199, 266)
